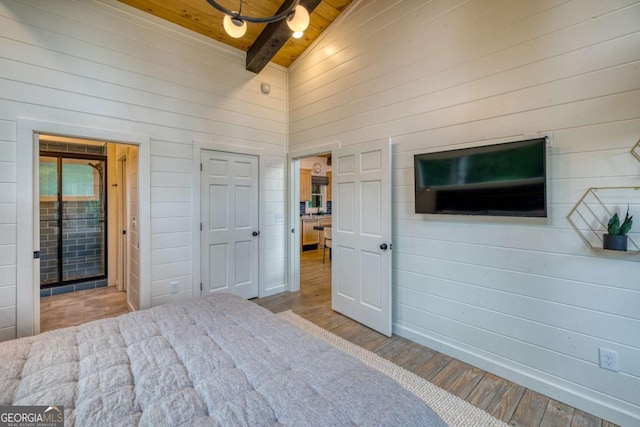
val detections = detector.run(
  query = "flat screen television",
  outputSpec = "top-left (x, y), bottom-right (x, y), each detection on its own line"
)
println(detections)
top-left (414, 138), bottom-right (547, 217)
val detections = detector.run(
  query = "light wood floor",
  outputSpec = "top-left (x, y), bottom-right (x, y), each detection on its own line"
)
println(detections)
top-left (254, 249), bottom-right (619, 427)
top-left (40, 252), bottom-right (618, 426)
top-left (40, 286), bottom-right (129, 332)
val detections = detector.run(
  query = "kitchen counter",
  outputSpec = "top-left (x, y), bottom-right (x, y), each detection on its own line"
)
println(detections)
top-left (301, 216), bottom-right (332, 249)
top-left (301, 215), bottom-right (331, 221)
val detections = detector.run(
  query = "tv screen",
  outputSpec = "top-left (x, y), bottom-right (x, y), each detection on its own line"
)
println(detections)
top-left (414, 138), bottom-right (547, 217)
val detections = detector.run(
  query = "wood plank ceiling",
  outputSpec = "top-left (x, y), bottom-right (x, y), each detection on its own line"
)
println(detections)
top-left (118, 0), bottom-right (353, 72)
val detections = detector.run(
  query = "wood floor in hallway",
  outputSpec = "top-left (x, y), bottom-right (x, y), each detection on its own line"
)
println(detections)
top-left (254, 249), bottom-right (619, 427)
top-left (40, 286), bottom-right (129, 333)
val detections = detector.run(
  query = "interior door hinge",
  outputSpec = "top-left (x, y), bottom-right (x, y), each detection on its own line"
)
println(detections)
top-left (200, 163), bottom-right (202, 171)
top-left (200, 223), bottom-right (203, 231)
top-left (33, 251), bottom-right (40, 259)
top-left (200, 282), bottom-right (202, 291)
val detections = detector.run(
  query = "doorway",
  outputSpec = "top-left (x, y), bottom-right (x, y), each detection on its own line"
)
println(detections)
top-left (36, 134), bottom-right (139, 330)
top-left (16, 118), bottom-right (151, 338)
top-left (290, 140), bottom-right (393, 336)
top-left (298, 154), bottom-right (333, 299)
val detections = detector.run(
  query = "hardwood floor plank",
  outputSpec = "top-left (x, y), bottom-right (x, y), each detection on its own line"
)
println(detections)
top-left (376, 337), bottom-right (438, 371)
top-left (430, 359), bottom-right (486, 399)
top-left (570, 409), bottom-right (601, 427)
top-left (413, 352), bottom-right (453, 380)
top-left (510, 389), bottom-right (550, 427)
top-left (484, 380), bottom-right (527, 423)
top-left (466, 373), bottom-right (511, 410)
top-left (541, 399), bottom-right (575, 427)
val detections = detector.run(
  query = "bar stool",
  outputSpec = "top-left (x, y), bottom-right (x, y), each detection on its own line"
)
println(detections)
top-left (322, 227), bottom-right (332, 264)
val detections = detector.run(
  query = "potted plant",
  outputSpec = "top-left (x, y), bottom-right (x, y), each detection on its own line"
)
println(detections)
top-left (604, 208), bottom-right (633, 251)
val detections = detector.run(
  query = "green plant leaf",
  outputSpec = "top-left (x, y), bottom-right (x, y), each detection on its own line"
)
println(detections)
top-left (608, 212), bottom-right (620, 235)
top-left (620, 213), bottom-right (633, 236)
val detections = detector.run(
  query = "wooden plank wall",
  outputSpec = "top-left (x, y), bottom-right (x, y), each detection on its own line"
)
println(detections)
top-left (0, 119), bottom-right (17, 342)
top-left (0, 0), bottom-right (288, 337)
top-left (288, 0), bottom-right (640, 425)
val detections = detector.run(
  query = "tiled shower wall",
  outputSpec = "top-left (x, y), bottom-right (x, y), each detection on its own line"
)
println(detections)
top-left (40, 200), bottom-right (105, 286)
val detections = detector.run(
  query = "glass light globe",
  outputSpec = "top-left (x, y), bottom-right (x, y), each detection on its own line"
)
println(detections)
top-left (223, 13), bottom-right (247, 38)
top-left (287, 5), bottom-right (310, 33)
top-left (292, 31), bottom-right (304, 39)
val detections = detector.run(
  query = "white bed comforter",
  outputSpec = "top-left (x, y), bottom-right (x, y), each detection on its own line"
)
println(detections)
top-left (0, 293), bottom-right (446, 426)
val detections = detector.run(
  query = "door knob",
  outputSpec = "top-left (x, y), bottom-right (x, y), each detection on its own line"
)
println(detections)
top-left (252, 231), bottom-right (260, 236)
top-left (380, 243), bottom-right (388, 250)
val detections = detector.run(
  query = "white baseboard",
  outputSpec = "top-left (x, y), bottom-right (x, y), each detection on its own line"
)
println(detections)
top-left (261, 283), bottom-right (287, 298)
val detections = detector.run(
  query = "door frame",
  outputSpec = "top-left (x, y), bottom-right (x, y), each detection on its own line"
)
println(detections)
top-left (192, 140), bottom-right (284, 299)
top-left (287, 141), bottom-right (341, 292)
top-left (116, 155), bottom-right (128, 294)
top-left (16, 118), bottom-right (151, 338)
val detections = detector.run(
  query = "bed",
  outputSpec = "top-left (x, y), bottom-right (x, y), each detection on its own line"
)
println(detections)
top-left (0, 293), bottom-right (446, 426)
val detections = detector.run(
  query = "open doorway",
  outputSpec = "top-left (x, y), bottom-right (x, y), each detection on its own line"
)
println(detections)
top-left (290, 139), bottom-right (393, 336)
top-left (297, 154), bottom-right (333, 300)
top-left (36, 134), bottom-right (138, 332)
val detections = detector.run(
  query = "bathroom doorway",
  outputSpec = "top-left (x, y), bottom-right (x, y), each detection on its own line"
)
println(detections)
top-left (37, 135), bottom-right (139, 331)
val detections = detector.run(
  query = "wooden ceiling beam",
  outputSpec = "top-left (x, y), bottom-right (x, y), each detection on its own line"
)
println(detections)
top-left (246, 0), bottom-right (323, 74)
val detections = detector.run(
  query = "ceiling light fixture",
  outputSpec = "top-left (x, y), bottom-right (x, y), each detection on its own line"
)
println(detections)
top-left (206, 0), bottom-right (310, 39)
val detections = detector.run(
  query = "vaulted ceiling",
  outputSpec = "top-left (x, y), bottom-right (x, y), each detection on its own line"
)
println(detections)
top-left (117, 0), bottom-right (353, 73)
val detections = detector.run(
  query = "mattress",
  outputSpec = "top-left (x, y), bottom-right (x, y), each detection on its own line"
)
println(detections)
top-left (0, 293), bottom-right (446, 426)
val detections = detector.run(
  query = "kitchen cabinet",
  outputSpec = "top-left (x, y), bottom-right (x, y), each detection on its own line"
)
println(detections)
top-left (326, 171), bottom-right (332, 201)
top-left (302, 219), bottom-right (319, 246)
top-left (300, 168), bottom-right (312, 201)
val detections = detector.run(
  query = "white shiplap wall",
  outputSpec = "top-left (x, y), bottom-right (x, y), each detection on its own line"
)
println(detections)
top-left (289, 0), bottom-right (640, 425)
top-left (0, 0), bottom-right (288, 337)
top-left (0, 119), bottom-right (17, 342)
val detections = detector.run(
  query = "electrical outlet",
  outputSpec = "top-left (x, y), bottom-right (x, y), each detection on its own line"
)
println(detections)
top-left (599, 348), bottom-right (619, 372)
top-left (170, 281), bottom-right (178, 294)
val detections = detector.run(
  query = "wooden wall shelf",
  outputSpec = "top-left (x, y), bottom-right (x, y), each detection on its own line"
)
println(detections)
top-left (567, 187), bottom-right (640, 253)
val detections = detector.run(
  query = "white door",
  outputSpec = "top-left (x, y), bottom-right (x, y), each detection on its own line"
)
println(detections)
top-left (332, 139), bottom-right (392, 336)
top-left (201, 150), bottom-right (259, 299)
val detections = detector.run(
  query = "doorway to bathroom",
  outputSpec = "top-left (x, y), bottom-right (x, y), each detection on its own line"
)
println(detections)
top-left (36, 134), bottom-right (139, 332)
top-left (39, 146), bottom-right (108, 292)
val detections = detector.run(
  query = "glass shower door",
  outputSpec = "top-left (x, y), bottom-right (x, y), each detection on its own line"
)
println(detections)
top-left (61, 158), bottom-right (106, 282)
top-left (39, 156), bottom-right (107, 287)
top-left (39, 156), bottom-right (60, 286)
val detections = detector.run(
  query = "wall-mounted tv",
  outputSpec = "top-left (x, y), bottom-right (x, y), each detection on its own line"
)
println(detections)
top-left (414, 137), bottom-right (547, 217)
